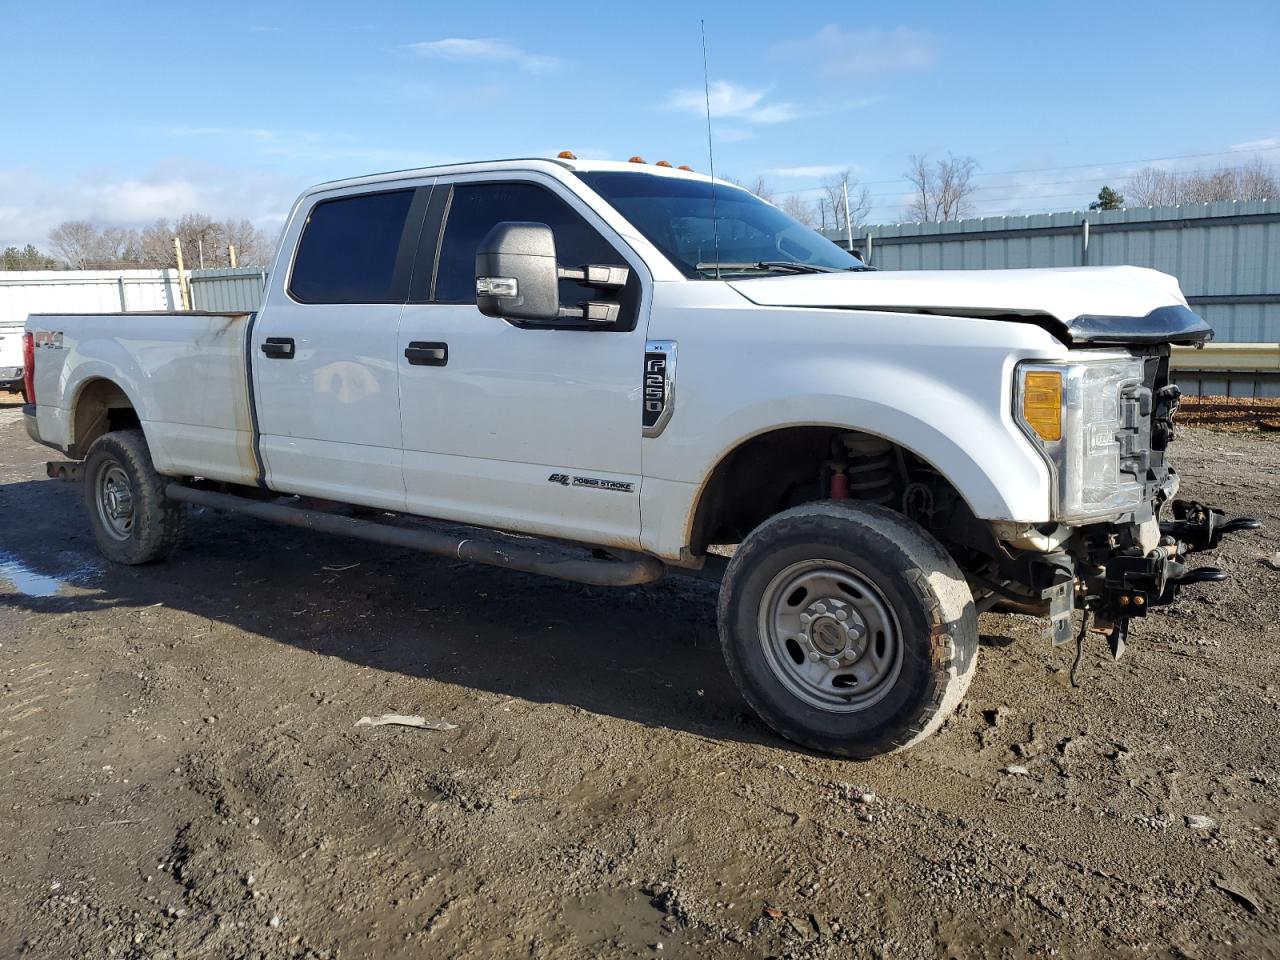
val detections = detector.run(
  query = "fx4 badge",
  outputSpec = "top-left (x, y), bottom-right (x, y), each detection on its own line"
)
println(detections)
top-left (643, 340), bottom-right (677, 438)
top-left (548, 473), bottom-right (634, 493)
top-left (32, 331), bottom-right (64, 349)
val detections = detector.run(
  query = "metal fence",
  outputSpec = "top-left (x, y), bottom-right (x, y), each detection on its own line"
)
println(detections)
top-left (822, 199), bottom-right (1280, 345)
top-left (0, 267), bottom-right (266, 325)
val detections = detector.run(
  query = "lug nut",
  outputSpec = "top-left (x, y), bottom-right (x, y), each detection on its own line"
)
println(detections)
top-left (827, 658), bottom-right (840, 669)
top-left (809, 652), bottom-right (820, 662)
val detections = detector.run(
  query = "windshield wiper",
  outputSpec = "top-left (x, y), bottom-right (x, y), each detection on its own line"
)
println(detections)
top-left (695, 261), bottom-right (840, 276)
top-left (754, 261), bottom-right (841, 274)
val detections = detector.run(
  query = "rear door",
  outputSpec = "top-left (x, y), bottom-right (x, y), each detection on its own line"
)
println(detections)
top-left (251, 183), bottom-right (432, 510)
top-left (396, 174), bottom-right (649, 547)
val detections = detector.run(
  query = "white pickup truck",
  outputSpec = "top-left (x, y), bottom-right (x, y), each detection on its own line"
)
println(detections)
top-left (22, 157), bottom-right (1258, 757)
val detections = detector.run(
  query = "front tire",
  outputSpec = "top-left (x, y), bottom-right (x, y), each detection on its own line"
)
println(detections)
top-left (718, 501), bottom-right (978, 758)
top-left (83, 429), bottom-right (186, 564)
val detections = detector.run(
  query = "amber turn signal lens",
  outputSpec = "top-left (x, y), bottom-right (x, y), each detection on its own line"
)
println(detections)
top-left (655, 160), bottom-right (672, 167)
top-left (1022, 371), bottom-right (1063, 442)
top-left (628, 155), bottom-right (645, 164)
top-left (557, 150), bottom-right (577, 159)
top-left (677, 164), bottom-right (693, 171)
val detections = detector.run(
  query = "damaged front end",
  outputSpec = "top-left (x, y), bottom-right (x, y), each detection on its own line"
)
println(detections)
top-left (991, 347), bottom-right (1261, 663)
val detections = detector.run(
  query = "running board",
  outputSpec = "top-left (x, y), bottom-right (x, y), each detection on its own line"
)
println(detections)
top-left (164, 483), bottom-right (665, 588)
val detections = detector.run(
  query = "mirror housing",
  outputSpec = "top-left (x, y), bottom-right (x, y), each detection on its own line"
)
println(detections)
top-left (475, 221), bottom-right (561, 322)
top-left (476, 221), bottom-right (632, 325)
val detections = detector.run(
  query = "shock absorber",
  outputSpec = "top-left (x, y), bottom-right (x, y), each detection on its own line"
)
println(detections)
top-left (839, 436), bottom-right (896, 505)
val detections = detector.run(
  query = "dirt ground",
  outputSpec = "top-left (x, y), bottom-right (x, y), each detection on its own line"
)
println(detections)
top-left (1, 401), bottom-right (1278, 960)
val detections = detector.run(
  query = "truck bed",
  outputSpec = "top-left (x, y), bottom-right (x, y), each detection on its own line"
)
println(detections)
top-left (26, 311), bottom-right (259, 486)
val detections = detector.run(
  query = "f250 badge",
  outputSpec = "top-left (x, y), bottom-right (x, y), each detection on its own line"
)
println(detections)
top-left (548, 473), bottom-right (634, 493)
top-left (643, 340), bottom-right (677, 438)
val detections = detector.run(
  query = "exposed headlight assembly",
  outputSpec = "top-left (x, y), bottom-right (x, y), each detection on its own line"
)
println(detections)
top-left (1016, 355), bottom-right (1147, 522)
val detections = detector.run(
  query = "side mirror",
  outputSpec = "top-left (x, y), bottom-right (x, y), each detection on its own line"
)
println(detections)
top-left (475, 222), bottom-right (561, 322)
top-left (475, 221), bottom-right (629, 324)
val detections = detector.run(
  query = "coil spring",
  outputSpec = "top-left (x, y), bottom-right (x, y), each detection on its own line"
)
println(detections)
top-left (844, 447), bottom-right (896, 505)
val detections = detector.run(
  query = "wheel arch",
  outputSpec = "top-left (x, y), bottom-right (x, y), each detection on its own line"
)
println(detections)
top-left (68, 376), bottom-right (145, 459)
top-left (684, 419), bottom-right (999, 558)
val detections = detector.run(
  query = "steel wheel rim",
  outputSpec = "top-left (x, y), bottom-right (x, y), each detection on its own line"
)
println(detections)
top-left (96, 461), bottom-right (135, 541)
top-left (757, 559), bottom-right (903, 713)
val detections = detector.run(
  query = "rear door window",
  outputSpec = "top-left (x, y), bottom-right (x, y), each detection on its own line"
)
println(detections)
top-left (290, 189), bottom-right (416, 303)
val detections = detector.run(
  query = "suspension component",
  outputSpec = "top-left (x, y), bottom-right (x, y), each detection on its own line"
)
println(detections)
top-left (838, 436), bottom-right (896, 505)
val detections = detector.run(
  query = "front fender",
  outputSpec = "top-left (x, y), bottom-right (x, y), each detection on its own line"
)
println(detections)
top-left (639, 295), bottom-right (1067, 559)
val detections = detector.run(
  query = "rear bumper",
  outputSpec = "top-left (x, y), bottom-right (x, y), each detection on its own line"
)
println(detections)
top-left (23, 403), bottom-right (42, 445)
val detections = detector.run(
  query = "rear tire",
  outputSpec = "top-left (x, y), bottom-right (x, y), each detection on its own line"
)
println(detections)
top-left (83, 429), bottom-right (186, 564)
top-left (718, 500), bottom-right (978, 758)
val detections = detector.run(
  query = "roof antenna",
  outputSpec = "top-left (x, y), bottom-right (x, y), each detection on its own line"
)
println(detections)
top-left (700, 19), bottom-right (721, 280)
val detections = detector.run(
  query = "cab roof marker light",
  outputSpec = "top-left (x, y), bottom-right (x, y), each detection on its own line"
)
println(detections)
top-left (557, 150), bottom-right (577, 160)
top-left (628, 156), bottom-right (646, 164)
top-left (677, 165), bottom-right (693, 171)
top-left (655, 160), bottom-right (672, 167)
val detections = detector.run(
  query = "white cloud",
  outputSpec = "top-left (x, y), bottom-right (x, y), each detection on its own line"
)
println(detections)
top-left (772, 25), bottom-right (935, 77)
top-left (769, 164), bottom-right (850, 178)
top-left (407, 37), bottom-right (560, 73)
top-left (0, 160), bottom-right (299, 251)
top-left (665, 81), bottom-right (799, 125)
top-left (1231, 136), bottom-right (1279, 152)
top-left (160, 126), bottom-right (445, 168)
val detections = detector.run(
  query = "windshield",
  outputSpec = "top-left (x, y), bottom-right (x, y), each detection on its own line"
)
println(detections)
top-left (575, 171), bottom-right (866, 279)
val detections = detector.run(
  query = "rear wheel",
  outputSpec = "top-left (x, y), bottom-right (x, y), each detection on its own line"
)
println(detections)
top-left (718, 501), bottom-right (978, 758)
top-left (83, 429), bottom-right (186, 564)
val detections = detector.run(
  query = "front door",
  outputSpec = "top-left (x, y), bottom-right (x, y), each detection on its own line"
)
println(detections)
top-left (396, 175), bottom-right (648, 547)
top-left (252, 184), bottom-right (430, 510)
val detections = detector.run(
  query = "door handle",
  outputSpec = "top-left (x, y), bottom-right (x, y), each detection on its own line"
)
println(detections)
top-left (261, 337), bottom-right (295, 359)
top-left (405, 341), bottom-right (448, 367)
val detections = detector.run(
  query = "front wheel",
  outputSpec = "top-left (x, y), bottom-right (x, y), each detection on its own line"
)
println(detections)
top-left (83, 429), bottom-right (186, 564)
top-left (718, 501), bottom-right (978, 758)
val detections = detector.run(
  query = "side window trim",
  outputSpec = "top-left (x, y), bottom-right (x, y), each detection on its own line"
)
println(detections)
top-left (408, 184), bottom-right (453, 305)
top-left (286, 184), bottom-right (430, 306)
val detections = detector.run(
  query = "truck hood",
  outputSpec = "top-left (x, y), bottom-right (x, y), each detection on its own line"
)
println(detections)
top-left (726, 265), bottom-right (1213, 346)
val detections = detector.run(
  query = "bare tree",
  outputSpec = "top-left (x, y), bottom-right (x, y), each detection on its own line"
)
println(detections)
top-left (747, 176), bottom-right (776, 204)
top-left (1125, 158), bottom-right (1277, 206)
top-left (222, 218), bottom-right (272, 267)
top-left (726, 175), bottom-right (777, 204)
top-left (816, 170), bottom-right (871, 233)
top-left (905, 153), bottom-right (978, 222)
top-left (175, 213), bottom-right (226, 269)
top-left (47, 221), bottom-right (143, 268)
top-left (1237, 156), bottom-right (1279, 201)
top-left (135, 215), bottom-right (271, 268)
top-left (140, 219), bottom-right (176, 268)
top-left (47, 221), bottom-right (101, 269)
top-left (781, 193), bottom-right (818, 227)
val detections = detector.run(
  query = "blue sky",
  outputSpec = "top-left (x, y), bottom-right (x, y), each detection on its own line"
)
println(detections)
top-left (2, 0), bottom-right (1277, 248)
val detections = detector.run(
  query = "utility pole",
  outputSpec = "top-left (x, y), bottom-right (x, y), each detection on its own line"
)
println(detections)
top-left (172, 237), bottom-right (191, 311)
top-left (197, 239), bottom-right (205, 270)
top-left (228, 244), bottom-right (238, 268)
top-left (842, 176), bottom-right (854, 253)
